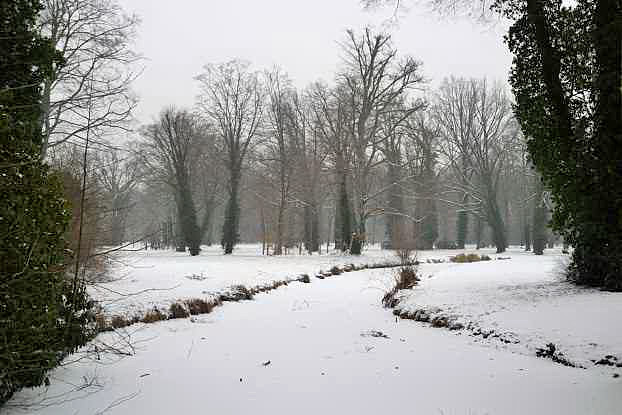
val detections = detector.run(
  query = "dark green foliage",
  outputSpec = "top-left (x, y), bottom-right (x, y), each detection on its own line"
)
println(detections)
top-left (1, 0), bottom-right (92, 404)
top-left (503, 0), bottom-right (622, 289)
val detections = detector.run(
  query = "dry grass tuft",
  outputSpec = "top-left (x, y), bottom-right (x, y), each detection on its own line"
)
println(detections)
top-left (185, 298), bottom-right (219, 315)
top-left (168, 302), bottom-right (190, 319)
top-left (382, 265), bottom-right (420, 308)
top-left (450, 253), bottom-right (492, 263)
top-left (110, 315), bottom-right (131, 329)
top-left (142, 308), bottom-right (167, 323)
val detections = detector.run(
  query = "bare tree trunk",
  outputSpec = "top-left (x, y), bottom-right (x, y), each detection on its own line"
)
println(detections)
top-left (222, 173), bottom-right (241, 255)
top-left (486, 195), bottom-right (507, 254)
top-left (456, 194), bottom-right (469, 249)
top-left (475, 215), bottom-right (483, 249)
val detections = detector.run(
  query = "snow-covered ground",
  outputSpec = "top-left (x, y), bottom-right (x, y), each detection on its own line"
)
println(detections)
top-left (5, 245), bottom-right (621, 414)
top-left (394, 248), bottom-right (622, 372)
top-left (91, 243), bottom-right (398, 317)
top-left (5, 265), bottom-right (621, 415)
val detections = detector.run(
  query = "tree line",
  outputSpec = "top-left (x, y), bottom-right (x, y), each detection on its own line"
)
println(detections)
top-left (124, 29), bottom-right (551, 257)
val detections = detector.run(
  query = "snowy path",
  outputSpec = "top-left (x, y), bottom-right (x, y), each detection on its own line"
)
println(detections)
top-left (6, 268), bottom-right (621, 415)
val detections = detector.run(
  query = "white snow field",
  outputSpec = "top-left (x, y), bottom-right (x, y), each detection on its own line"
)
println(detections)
top-left (89, 243), bottom-right (397, 317)
top-left (4, 246), bottom-right (622, 414)
top-left (394, 249), bottom-right (622, 371)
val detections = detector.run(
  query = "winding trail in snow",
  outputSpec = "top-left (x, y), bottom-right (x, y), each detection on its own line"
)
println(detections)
top-left (5, 268), bottom-right (621, 415)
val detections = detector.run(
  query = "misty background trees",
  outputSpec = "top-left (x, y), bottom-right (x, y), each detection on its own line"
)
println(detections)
top-left (115, 28), bottom-right (553, 259)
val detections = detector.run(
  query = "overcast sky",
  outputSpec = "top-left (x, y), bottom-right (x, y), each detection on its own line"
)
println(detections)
top-left (118, 0), bottom-right (512, 124)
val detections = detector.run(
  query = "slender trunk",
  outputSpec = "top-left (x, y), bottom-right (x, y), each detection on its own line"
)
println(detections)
top-left (274, 190), bottom-right (286, 255)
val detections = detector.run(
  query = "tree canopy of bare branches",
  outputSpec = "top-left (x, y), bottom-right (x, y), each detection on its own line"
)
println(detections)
top-left (196, 60), bottom-right (264, 254)
top-left (39, 0), bottom-right (140, 159)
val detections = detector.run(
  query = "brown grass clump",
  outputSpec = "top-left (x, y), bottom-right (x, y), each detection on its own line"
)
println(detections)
top-left (220, 285), bottom-right (254, 302)
top-left (329, 266), bottom-right (343, 275)
top-left (94, 313), bottom-right (108, 331)
top-left (185, 298), bottom-right (219, 315)
top-left (168, 302), bottom-right (190, 319)
top-left (382, 266), bottom-right (420, 308)
top-left (110, 315), bottom-right (131, 329)
top-left (450, 253), bottom-right (490, 263)
top-left (142, 308), bottom-right (167, 323)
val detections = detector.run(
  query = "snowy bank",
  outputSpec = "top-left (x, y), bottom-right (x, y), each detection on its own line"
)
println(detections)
top-left (393, 248), bottom-right (622, 373)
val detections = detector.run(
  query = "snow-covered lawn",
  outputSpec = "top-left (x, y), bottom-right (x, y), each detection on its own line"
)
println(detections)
top-left (5, 265), bottom-right (621, 415)
top-left (395, 248), bottom-right (622, 372)
top-left (91, 243), bottom-right (472, 318)
top-left (91, 243), bottom-right (396, 317)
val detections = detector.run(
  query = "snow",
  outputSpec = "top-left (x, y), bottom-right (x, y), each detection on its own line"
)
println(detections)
top-left (90, 243), bottom-right (396, 317)
top-left (394, 248), bottom-right (622, 371)
top-left (4, 246), bottom-right (621, 414)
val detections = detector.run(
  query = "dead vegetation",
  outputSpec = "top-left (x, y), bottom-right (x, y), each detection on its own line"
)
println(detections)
top-left (382, 266), bottom-right (420, 308)
top-left (449, 253), bottom-right (492, 263)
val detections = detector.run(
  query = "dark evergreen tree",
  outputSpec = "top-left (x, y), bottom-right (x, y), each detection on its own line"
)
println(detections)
top-left (1, 0), bottom-right (92, 403)
top-left (504, 0), bottom-right (622, 289)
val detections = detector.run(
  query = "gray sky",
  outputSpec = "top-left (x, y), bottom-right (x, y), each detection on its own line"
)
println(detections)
top-left (119, 0), bottom-right (512, 123)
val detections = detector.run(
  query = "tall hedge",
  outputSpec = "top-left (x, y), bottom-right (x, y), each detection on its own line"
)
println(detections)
top-left (0, 0), bottom-right (92, 404)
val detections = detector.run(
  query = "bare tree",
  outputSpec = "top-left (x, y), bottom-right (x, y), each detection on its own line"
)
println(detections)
top-left (196, 60), bottom-right (264, 254)
top-left (264, 67), bottom-right (295, 255)
top-left (38, 0), bottom-right (140, 158)
top-left (95, 148), bottom-right (140, 245)
top-left (288, 90), bottom-right (327, 253)
top-left (436, 78), bottom-right (517, 253)
top-left (340, 28), bottom-right (424, 252)
top-left (308, 82), bottom-right (355, 251)
top-left (434, 76), bottom-right (479, 248)
top-left (403, 113), bottom-right (440, 250)
top-left (138, 108), bottom-right (203, 256)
